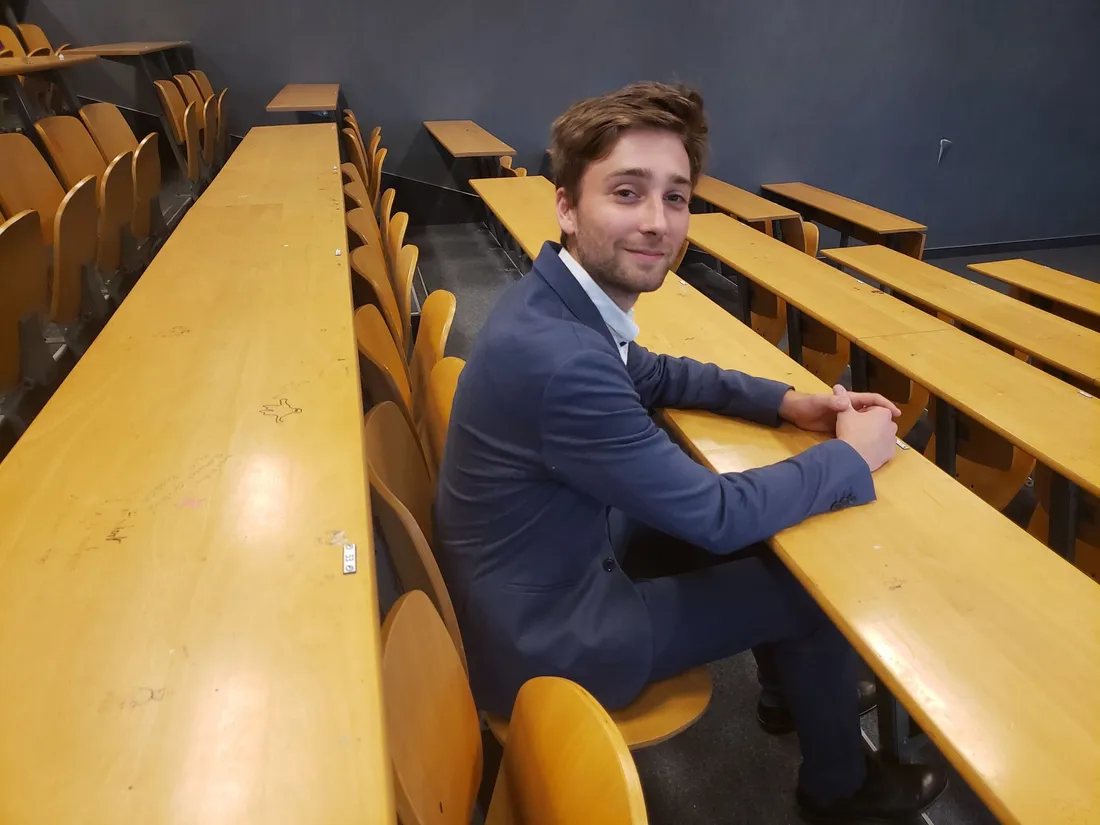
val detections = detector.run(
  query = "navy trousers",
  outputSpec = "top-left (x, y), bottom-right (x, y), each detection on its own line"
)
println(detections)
top-left (618, 517), bottom-right (865, 799)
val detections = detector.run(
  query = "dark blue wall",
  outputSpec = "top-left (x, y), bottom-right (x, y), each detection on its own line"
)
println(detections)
top-left (26, 0), bottom-right (1100, 246)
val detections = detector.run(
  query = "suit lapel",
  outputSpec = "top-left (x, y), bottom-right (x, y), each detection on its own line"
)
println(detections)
top-left (531, 242), bottom-right (618, 351)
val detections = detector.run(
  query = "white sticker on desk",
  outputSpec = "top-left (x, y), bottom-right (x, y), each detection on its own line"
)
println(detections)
top-left (343, 543), bottom-right (357, 575)
top-left (896, 438), bottom-right (910, 450)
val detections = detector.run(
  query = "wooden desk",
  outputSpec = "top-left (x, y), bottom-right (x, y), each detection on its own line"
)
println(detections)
top-left (0, 123), bottom-right (394, 824)
top-left (689, 213), bottom-right (949, 341)
top-left (65, 41), bottom-right (191, 57)
top-left (634, 276), bottom-right (1100, 825)
top-left (0, 54), bottom-right (95, 133)
top-left (761, 181), bottom-right (927, 257)
top-left (825, 245), bottom-right (1100, 388)
top-left (689, 212), bottom-right (1100, 489)
top-left (267, 83), bottom-right (341, 123)
top-left (969, 259), bottom-right (1100, 332)
top-left (426, 120), bottom-right (515, 182)
top-left (470, 175), bottom-right (556, 257)
top-left (694, 175), bottom-right (800, 223)
top-left (0, 53), bottom-right (96, 75)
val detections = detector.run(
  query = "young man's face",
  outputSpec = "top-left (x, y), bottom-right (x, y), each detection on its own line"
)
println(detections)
top-left (556, 128), bottom-right (692, 309)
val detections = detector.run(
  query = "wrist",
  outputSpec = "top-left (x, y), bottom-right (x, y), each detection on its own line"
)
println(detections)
top-left (778, 389), bottom-right (801, 423)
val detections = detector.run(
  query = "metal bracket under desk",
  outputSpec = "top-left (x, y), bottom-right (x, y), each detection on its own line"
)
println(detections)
top-left (786, 304), bottom-right (804, 363)
top-left (1048, 474), bottom-right (1080, 563)
top-left (876, 678), bottom-right (929, 764)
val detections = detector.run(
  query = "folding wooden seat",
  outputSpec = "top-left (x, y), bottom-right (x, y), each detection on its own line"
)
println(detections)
top-left (35, 115), bottom-right (136, 296)
top-left (79, 102), bottom-right (165, 258)
top-left (153, 80), bottom-right (204, 194)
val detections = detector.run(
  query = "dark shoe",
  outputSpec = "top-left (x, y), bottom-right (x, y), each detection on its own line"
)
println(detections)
top-left (758, 678), bottom-right (878, 735)
top-left (797, 756), bottom-right (947, 823)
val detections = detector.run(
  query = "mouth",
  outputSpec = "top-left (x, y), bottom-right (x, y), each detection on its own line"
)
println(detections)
top-left (624, 248), bottom-right (667, 263)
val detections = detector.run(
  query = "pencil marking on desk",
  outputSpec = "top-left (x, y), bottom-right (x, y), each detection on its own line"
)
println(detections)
top-left (259, 398), bottom-right (302, 423)
top-left (156, 325), bottom-right (190, 338)
top-left (123, 686), bottom-right (168, 709)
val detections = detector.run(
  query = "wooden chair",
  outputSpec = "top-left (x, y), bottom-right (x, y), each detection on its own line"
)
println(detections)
top-left (387, 210), bottom-right (409, 284)
top-left (369, 146), bottom-right (387, 213)
top-left (350, 240), bottom-right (402, 347)
top-left (500, 156), bottom-right (527, 177)
top-left (214, 88), bottom-right (229, 167)
top-left (0, 25), bottom-right (47, 57)
top-left (79, 103), bottom-right (165, 257)
top-left (201, 94), bottom-right (217, 170)
top-left (173, 73), bottom-right (207, 129)
top-left (51, 176), bottom-right (108, 353)
top-left (925, 403), bottom-right (1036, 512)
top-left (426, 356), bottom-right (465, 477)
top-left (364, 402), bottom-right (452, 630)
top-left (345, 207), bottom-right (390, 298)
top-left (154, 81), bottom-right (203, 195)
top-left (382, 590), bottom-right (648, 825)
top-left (0, 134), bottom-right (107, 342)
top-left (16, 24), bottom-right (68, 54)
top-left (378, 188), bottom-right (395, 251)
top-left (353, 303), bottom-right (417, 430)
top-left (340, 127), bottom-right (371, 193)
top-left (409, 289), bottom-right (456, 452)
top-left (1028, 464), bottom-right (1099, 581)
top-left (0, 210), bottom-right (58, 435)
top-left (35, 115), bottom-right (135, 295)
top-left (189, 69), bottom-right (216, 100)
top-left (424, 353), bottom-right (715, 750)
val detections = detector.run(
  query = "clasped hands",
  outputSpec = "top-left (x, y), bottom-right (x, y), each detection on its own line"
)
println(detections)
top-left (779, 385), bottom-right (900, 472)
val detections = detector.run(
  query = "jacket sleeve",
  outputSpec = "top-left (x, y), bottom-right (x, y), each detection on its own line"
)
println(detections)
top-left (541, 348), bottom-right (875, 554)
top-left (627, 342), bottom-right (791, 426)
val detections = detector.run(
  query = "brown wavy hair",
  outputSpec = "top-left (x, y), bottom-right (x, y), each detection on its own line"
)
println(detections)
top-left (550, 81), bottom-right (708, 207)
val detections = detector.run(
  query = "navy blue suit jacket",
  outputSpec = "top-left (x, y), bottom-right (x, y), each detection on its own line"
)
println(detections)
top-left (435, 243), bottom-right (875, 716)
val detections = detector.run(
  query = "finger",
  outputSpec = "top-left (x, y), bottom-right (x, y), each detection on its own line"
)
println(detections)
top-left (849, 392), bottom-right (901, 417)
top-left (830, 385), bottom-right (852, 410)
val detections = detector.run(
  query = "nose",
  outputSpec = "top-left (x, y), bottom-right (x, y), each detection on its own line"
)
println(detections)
top-left (637, 191), bottom-right (667, 236)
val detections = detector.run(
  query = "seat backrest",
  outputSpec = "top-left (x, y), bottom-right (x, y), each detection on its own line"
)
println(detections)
top-left (345, 205), bottom-right (385, 253)
top-left (51, 175), bottom-right (98, 325)
top-left (79, 102), bottom-right (139, 160)
top-left (410, 289), bottom-right (456, 435)
top-left (341, 163), bottom-right (364, 188)
top-left (364, 403), bottom-right (464, 656)
top-left (379, 188), bottom-right (395, 249)
top-left (131, 133), bottom-right (161, 241)
top-left (215, 88), bottom-right (228, 164)
top-left (393, 241), bottom-right (417, 350)
top-left (353, 303), bottom-right (415, 424)
top-left (183, 102), bottom-right (201, 183)
top-left (174, 73), bottom-right (206, 123)
top-left (369, 146), bottom-right (387, 210)
top-left (153, 80), bottom-right (187, 145)
top-left (190, 69), bottom-right (215, 99)
top-left (0, 133), bottom-right (66, 239)
top-left (350, 245), bottom-right (402, 349)
top-left (0, 25), bottom-right (27, 57)
top-left (16, 24), bottom-right (52, 53)
top-left (386, 211), bottom-right (408, 283)
top-left (34, 116), bottom-right (108, 190)
top-left (381, 590), bottom-right (481, 825)
top-left (201, 94), bottom-right (217, 166)
top-left (0, 210), bottom-right (49, 387)
top-left (426, 357), bottom-right (464, 479)
top-left (96, 150), bottom-right (134, 272)
top-left (484, 677), bottom-right (649, 825)
top-left (341, 128), bottom-right (371, 192)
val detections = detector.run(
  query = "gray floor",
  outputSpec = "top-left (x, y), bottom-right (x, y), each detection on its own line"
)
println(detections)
top-left (407, 221), bottom-right (1100, 825)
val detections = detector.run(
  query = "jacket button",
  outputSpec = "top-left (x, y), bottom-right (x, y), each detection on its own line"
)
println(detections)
top-left (602, 557), bottom-right (616, 572)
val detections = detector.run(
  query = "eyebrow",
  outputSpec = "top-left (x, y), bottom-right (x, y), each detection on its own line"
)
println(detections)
top-left (607, 167), bottom-right (692, 187)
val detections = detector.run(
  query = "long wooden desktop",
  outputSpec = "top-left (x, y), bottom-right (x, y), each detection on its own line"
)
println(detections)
top-left (0, 123), bottom-right (394, 824)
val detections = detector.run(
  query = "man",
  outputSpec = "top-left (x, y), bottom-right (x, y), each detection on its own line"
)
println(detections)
top-left (436, 81), bottom-right (946, 821)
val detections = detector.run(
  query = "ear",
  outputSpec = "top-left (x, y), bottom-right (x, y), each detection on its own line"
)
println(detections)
top-left (556, 187), bottom-right (576, 238)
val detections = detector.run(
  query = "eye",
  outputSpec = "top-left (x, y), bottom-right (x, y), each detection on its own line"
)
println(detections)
top-left (665, 192), bottom-right (688, 205)
top-left (613, 188), bottom-right (638, 200)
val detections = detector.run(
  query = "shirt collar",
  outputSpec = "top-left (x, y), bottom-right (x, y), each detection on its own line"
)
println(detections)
top-left (558, 248), bottom-right (640, 348)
